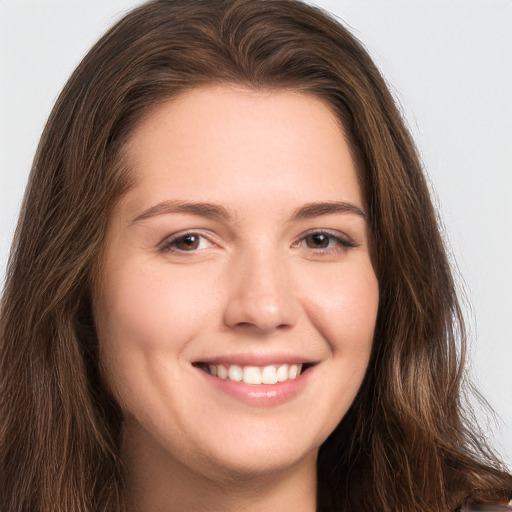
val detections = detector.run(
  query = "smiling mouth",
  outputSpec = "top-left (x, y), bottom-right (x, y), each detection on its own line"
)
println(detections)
top-left (194, 363), bottom-right (314, 385)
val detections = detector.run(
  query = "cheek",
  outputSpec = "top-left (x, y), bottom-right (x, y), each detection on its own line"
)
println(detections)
top-left (94, 261), bottom-right (220, 393)
top-left (97, 263), bottom-right (213, 344)
top-left (299, 259), bottom-right (379, 354)
top-left (293, 260), bottom-right (378, 439)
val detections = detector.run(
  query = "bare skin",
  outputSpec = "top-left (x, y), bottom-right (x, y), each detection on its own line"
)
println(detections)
top-left (94, 85), bottom-right (378, 511)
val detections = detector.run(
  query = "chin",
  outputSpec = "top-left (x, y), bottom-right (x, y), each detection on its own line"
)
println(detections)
top-left (197, 443), bottom-right (319, 484)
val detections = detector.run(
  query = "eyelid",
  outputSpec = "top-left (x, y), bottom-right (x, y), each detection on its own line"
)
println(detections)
top-left (158, 229), bottom-right (217, 253)
top-left (292, 228), bottom-right (357, 251)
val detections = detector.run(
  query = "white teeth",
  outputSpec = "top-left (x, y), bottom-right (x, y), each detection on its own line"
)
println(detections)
top-left (276, 364), bottom-right (289, 382)
top-left (261, 366), bottom-right (278, 384)
top-left (288, 364), bottom-right (300, 379)
top-left (204, 363), bottom-right (304, 385)
top-left (217, 364), bottom-right (228, 379)
top-left (228, 365), bottom-right (243, 382)
top-left (243, 366), bottom-right (262, 385)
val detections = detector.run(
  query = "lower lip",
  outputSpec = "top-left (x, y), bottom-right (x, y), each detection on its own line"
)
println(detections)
top-left (196, 367), bottom-right (311, 407)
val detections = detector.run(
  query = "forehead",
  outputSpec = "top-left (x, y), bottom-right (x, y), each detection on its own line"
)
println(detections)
top-left (121, 85), bottom-right (363, 217)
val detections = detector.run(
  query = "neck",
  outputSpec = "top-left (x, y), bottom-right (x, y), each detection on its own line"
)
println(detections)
top-left (122, 425), bottom-right (318, 512)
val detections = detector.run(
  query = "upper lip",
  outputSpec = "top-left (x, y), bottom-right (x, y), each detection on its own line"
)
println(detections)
top-left (193, 353), bottom-right (319, 367)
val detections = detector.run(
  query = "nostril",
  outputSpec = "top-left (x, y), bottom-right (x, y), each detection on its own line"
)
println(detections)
top-left (232, 321), bottom-right (293, 335)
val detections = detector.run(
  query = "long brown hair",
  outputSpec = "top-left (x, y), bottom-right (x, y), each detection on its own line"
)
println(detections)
top-left (1, 1), bottom-right (511, 511)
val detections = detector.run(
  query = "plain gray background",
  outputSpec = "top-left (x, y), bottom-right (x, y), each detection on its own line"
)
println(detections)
top-left (1, 0), bottom-right (511, 465)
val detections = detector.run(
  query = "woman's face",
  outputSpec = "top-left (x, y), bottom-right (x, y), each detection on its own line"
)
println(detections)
top-left (95, 85), bottom-right (379, 482)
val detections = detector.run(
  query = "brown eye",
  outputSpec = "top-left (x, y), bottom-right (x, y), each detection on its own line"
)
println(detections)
top-left (172, 234), bottom-right (200, 251)
top-left (305, 233), bottom-right (330, 249)
top-left (294, 230), bottom-right (356, 254)
top-left (160, 232), bottom-right (214, 254)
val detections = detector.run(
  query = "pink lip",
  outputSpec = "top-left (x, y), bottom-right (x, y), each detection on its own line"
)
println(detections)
top-left (195, 352), bottom-right (316, 367)
top-left (195, 365), bottom-right (313, 407)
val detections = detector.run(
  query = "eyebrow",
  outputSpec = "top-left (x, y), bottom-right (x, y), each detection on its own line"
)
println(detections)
top-left (131, 200), bottom-right (236, 224)
top-left (131, 199), bottom-right (366, 224)
top-left (290, 201), bottom-right (367, 221)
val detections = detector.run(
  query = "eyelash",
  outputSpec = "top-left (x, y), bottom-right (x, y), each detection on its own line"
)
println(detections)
top-left (158, 229), bottom-right (356, 255)
top-left (158, 231), bottom-right (213, 253)
top-left (291, 229), bottom-right (356, 255)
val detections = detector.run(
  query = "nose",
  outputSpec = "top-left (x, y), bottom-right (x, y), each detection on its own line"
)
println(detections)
top-left (223, 246), bottom-right (299, 335)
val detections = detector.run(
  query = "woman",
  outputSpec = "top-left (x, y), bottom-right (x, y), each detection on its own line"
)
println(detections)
top-left (1, 0), bottom-right (511, 510)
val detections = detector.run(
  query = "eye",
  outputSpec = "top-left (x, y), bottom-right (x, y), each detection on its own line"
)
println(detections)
top-left (304, 233), bottom-right (333, 249)
top-left (159, 231), bottom-right (213, 253)
top-left (293, 229), bottom-right (356, 255)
